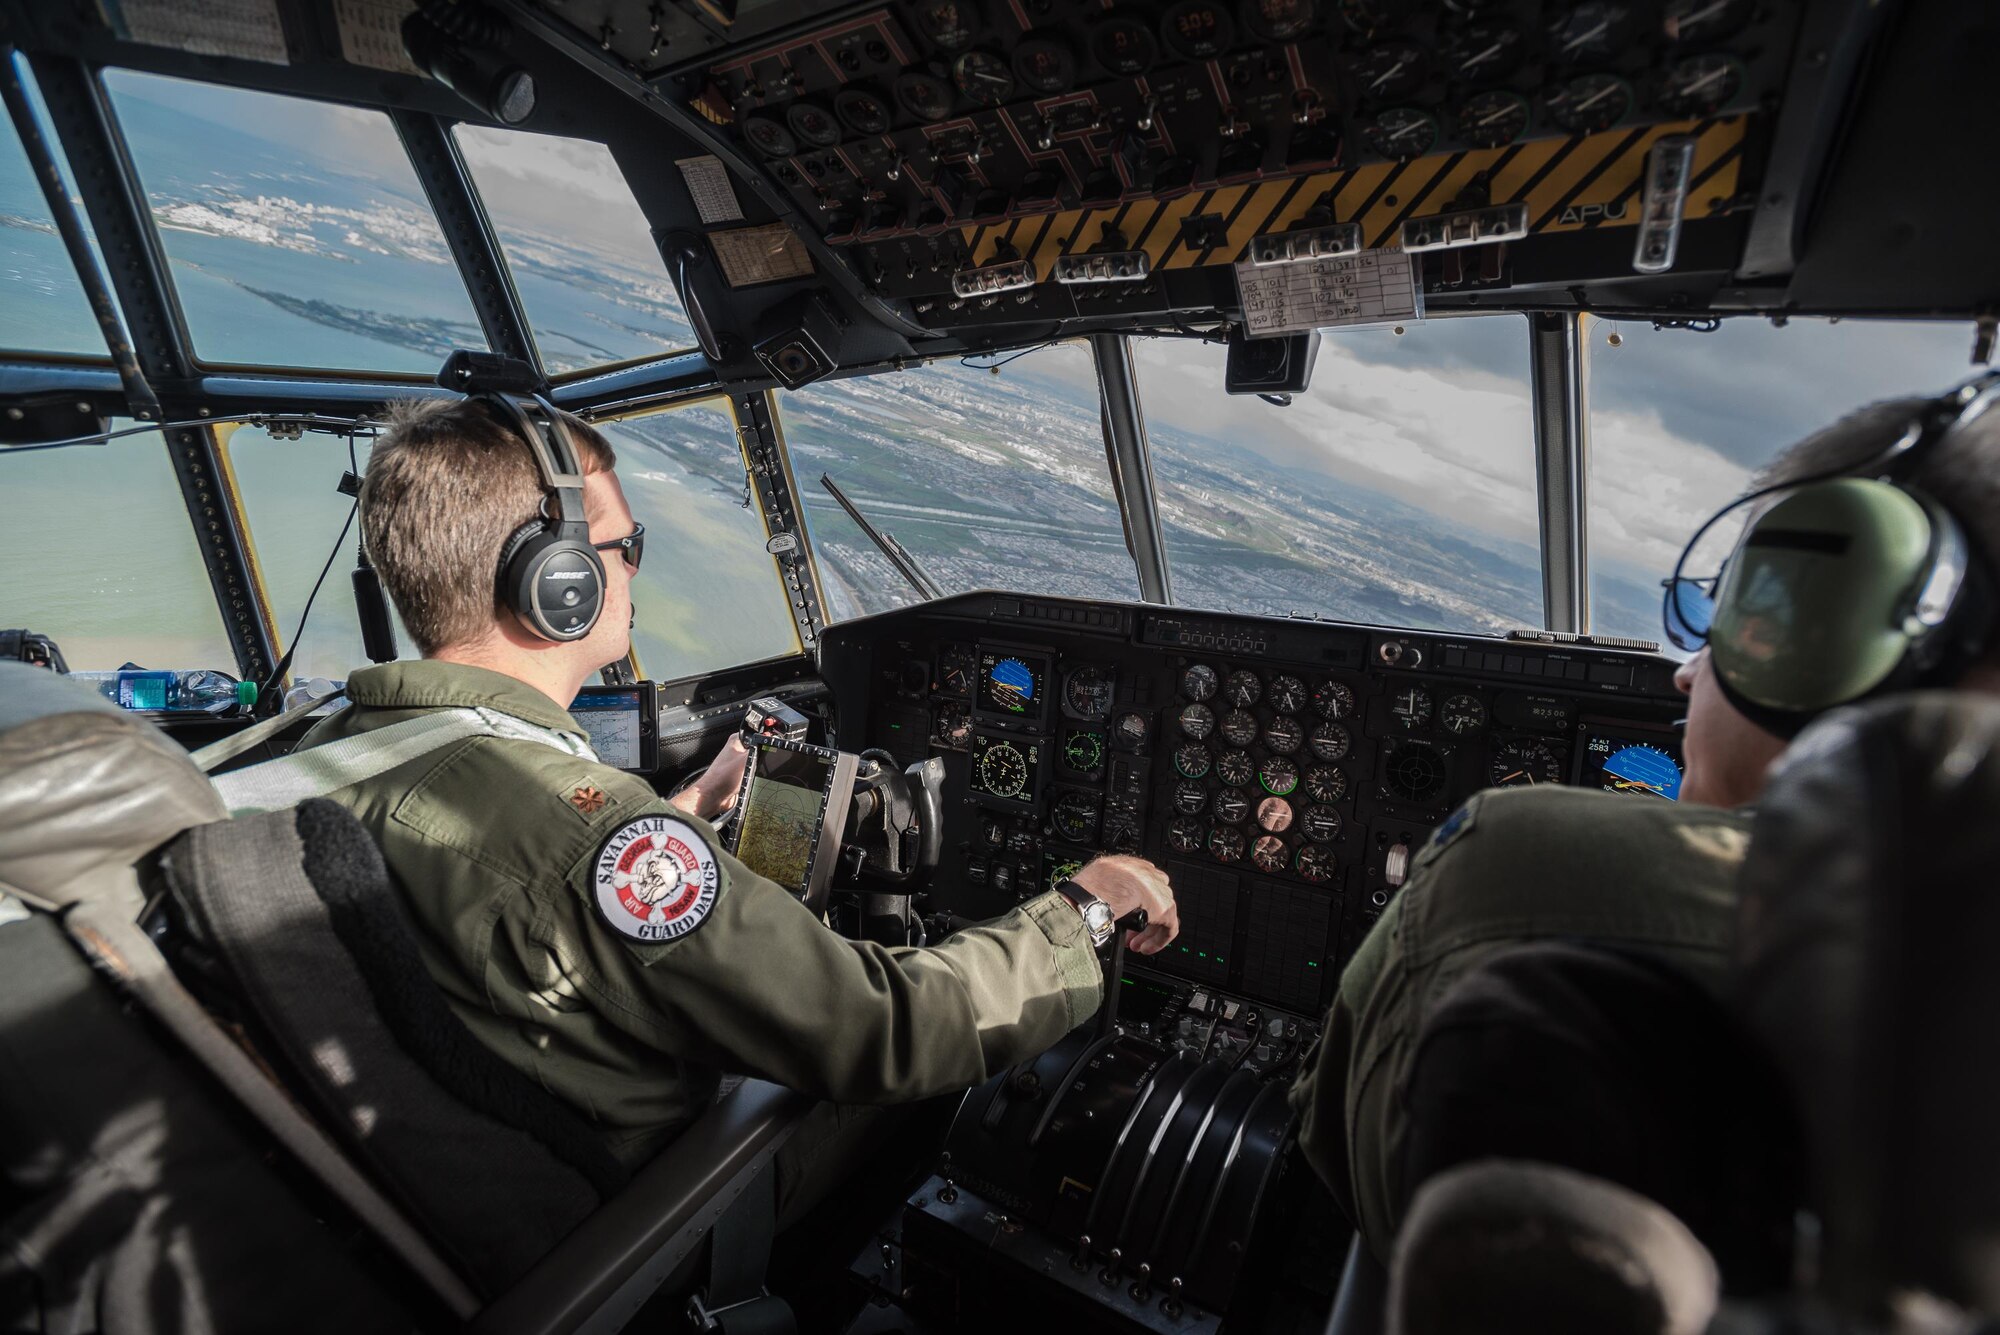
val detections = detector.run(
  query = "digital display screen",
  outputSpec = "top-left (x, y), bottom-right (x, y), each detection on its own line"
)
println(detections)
top-left (735, 743), bottom-right (835, 898)
top-left (978, 649), bottom-right (1051, 720)
top-left (1577, 728), bottom-right (1685, 801)
top-left (570, 689), bottom-right (645, 770)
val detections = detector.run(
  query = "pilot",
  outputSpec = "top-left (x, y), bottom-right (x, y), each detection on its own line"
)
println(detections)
top-left (285, 396), bottom-right (1180, 1218)
top-left (1292, 381), bottom-right (2000, 1261)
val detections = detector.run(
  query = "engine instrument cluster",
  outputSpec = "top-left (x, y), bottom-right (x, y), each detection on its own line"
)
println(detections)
top-left (827, 593), bottom-right (1684, 1019)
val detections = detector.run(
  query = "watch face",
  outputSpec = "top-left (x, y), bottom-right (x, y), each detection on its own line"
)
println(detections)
top-left (1082, 899), bottom-right (1117, 944)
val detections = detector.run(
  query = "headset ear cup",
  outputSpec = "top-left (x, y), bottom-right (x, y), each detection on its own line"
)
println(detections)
top-left (496, 519), bottom-right (552, 635)
top-left (507, 530), bottom-right (606, 642)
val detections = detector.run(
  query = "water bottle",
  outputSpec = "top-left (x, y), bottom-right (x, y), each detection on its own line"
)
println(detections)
top-left (68, 668), bottom-right (259, 716)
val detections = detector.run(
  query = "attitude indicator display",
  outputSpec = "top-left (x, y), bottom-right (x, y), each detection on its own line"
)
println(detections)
top-left (1579, 729), bottom-right (1683, 801)
top-left (978, 649), bottom-right (1053, 724)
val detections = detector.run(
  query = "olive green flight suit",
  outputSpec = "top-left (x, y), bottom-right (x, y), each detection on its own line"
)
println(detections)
top-left (298, 661), bottom-right (1102, 1208)
top-left (1288, 785), bottom-right (1754, 1259)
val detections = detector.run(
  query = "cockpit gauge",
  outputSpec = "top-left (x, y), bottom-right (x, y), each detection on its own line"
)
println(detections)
top-left (1312, 679), bottom-right (1356, 720)
top-left (1212, 788), bottom-right (1251, 824)
top-left (1168, 816), bottom-right (1207, 853)
top-left (914, 0), bottom-right (980, 53)
top-left (1013, 36), bottom-right (1077, 94)
top-left (1090, 16), bottom-right (1159, 76)
top-left (1489, 738), bottom-right (1561, 787)
top-left (1308, 721), bottom-right (1352, 762)
top-left (1440, 24), bottom-right (1523, 82)
top-left (1251, 835), bottom-right (1290, 874)
top-left (1051, 790), bottom-right (1101, 843)
top-left (1296, 844), bottom-right (1338, 883)
top-left (1259, 755), bottom-right (1300, 797)
top-left (786, 101), bottom-right (842, 147)
top-left (1219, 709), bottom-right (1260, 748)
top-left (1215, 749), bottom-right (1255, 787)
top-left (1384, 740), bottom-right (1448, 803)
top-left (952, 51), bottom-right (1017, 106)
top-left (1656, 53), bottom-right (1744, 117)
top-left (1111, 708), bottom-right (1152, 752)
top-left (741, 115), bottom-right (798, 158)
top-left (1440, 693), bottom-right (1488, 735)
top-left (932, 700), bottom-right (973, 750)
top-left (1662, 0), bottom-right (1751, 45)
top-left (1337, 0), bottom-right (1396, 37)
top-left (937, 643), bottom-right (976, 696)
top-left (1595, 742), bottom-right (1683, 800)
top-left (972, 735), bottom-right (1038, 801)
top-left (1453, 90), bottom-right (1530, 148)
top-left (1180, 663), bottom-right (1220, 702)
top-left (1362, 107), bottom-right (1439, 160)
top-left (1263, 716), bottom-right (1304, 755)
top-left (1173, 742), bottom-right (1214, 780)
top-left (1162, 0), bottom-right (1236, 61)
top-left (1061, 729), bottom-right (1106, 774)
top-left (1300, 803), bottom-right (1343, 842)
top-left (1209, 825), bottom-right (1248, 863)
top-left (1303, 765), bottom-right (1348, 804)
top-left (1173, 780), bottom-right (1211, 815)
top-left (1042, 854), bottom-right (1085, 895)
top-left (1222, 669), bottom-right (1263, 708)
top-left (835, 88), bottom-right (894, 136)
top-left (1545, 2), bottom-right (1631, 64)
top-left (1389, 685), bottom-right (1434, 730)
top-left (1245, 0), bottom-right (1317, 44)
top-left (1546, 72), bottom-right (1634, 134)
top-left (894, 70), bottom-right (956, 122)
top-left (1257, 795), bottom-right (1295, 833)
top-left (1352, 42), bottom-right (1428, 103)
top-left (1265, 674), bottom-right (1308, 715)
top-left (1063, 665), bottom-right (1115, 720)
top-left (1178, 702), bottom-right (1217, 740)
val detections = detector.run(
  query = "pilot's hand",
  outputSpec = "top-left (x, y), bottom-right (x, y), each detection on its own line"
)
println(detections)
top-left (1072, 854), bottom-right (1179, 955)
top-left (670, 734), bottom-right (750, 822)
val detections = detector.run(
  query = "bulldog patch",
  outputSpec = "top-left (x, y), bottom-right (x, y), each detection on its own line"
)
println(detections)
top-left (591, 815), bottom-right (720, 943)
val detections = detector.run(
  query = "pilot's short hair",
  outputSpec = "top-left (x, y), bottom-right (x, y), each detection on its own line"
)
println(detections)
top-left (360, 397), bottom-right (617, 655)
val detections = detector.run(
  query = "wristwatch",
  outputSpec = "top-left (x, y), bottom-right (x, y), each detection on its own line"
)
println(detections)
top-left (1054, 878), bottom-right (1117, 948)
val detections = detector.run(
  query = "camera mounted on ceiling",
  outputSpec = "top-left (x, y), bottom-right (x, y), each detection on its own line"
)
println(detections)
top-left (1225, 328), bottom-right (1320, 401)
top-left (754, 291), bottom-right (848, 390)
top-left (401, 1), bottom-right (536, 126)
top-left (436, 350), bottom-right (606, 644)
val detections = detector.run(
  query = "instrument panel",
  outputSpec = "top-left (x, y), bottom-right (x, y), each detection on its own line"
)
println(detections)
top-left (667, 0), bottom-right (1803, 310)
top-left (823, 592), bottom-right (1684, 1018)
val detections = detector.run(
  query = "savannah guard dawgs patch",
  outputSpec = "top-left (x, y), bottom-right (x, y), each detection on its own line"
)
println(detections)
top-left (593, 815), bottom-right (720, 943)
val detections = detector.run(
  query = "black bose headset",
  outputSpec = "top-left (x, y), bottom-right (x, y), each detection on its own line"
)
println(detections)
top-left (480, 391), bottom-right (607, 643)
top-left (1663, 370), bottom-right (1998, 737)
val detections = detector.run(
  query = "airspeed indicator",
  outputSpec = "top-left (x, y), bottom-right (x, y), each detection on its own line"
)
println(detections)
top-left (1489, 738), bottom-right (1560, 787)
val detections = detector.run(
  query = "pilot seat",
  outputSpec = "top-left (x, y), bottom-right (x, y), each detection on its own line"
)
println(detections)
top-left (0, 660), bottom-right (816, 1335)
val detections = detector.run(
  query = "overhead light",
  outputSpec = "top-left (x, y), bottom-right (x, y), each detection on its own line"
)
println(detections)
top-left (1247, 223), bottom-right (1361, 266)
top-left (1401, 202), bottom-right (1529, 253)
top-left (402, 6), bottom-right (537, 126)
top-left (951, 258), bottom-right (1036, 298)
top-left (1052, 251), bottom-right (1151, 285)
top-left (1632, 135), bottom-right (1697, 274)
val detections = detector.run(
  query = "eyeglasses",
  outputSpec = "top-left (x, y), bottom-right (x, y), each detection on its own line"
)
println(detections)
top-left (592, 522), bottom-right (645, 572)
top-left (1660, 566), bottom-right (1723, 653)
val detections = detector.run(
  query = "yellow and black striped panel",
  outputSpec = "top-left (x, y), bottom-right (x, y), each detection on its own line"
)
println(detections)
top-left (960, 115), bottom-right (1747, 273)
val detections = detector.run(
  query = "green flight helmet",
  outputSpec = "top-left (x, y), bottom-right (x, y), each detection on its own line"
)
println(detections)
top-left (1708, 478), bottom-right (1958, 724)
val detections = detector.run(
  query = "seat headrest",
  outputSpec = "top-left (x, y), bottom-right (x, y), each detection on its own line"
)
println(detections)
top-left (0, 662), bottom-right (226, 910)
top-left (1734, 689), bottom-right (2000, 1315)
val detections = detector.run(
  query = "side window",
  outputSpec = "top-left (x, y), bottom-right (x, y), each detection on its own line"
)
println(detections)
top-left (0, 58), bottom-right (108, 356)
top-left (779, 344), bottom-right (1140, 621)
top-left (100, 69), bottom-right (487, 373)
top-left (225, 424), bottom-right (412, 682)
top-left (0, 427), bottom-right (235, 670)
top-left (453, 127), bottom-right (693, 374)
top-left (1131, 318), bottom-right (1542, 634)
top-left (1585, 318), bottom-right (1973, 647)
top-left (594, 404), bottom-right (802, 681)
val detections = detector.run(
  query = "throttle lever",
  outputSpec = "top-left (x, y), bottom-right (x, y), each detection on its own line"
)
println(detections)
top-left (1096, 909), bottom-right (1150, 1039)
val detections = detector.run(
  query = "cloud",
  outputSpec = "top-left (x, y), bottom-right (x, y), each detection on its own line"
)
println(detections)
top-left (454, 126), bottom-right (659, 267)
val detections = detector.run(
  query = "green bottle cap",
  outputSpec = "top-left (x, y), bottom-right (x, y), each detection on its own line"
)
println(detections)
top-left (235, 679), bottom-right (260, 712)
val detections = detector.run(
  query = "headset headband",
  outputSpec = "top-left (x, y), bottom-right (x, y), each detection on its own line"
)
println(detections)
top-left (481, 392), bottom-right (588, 527)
